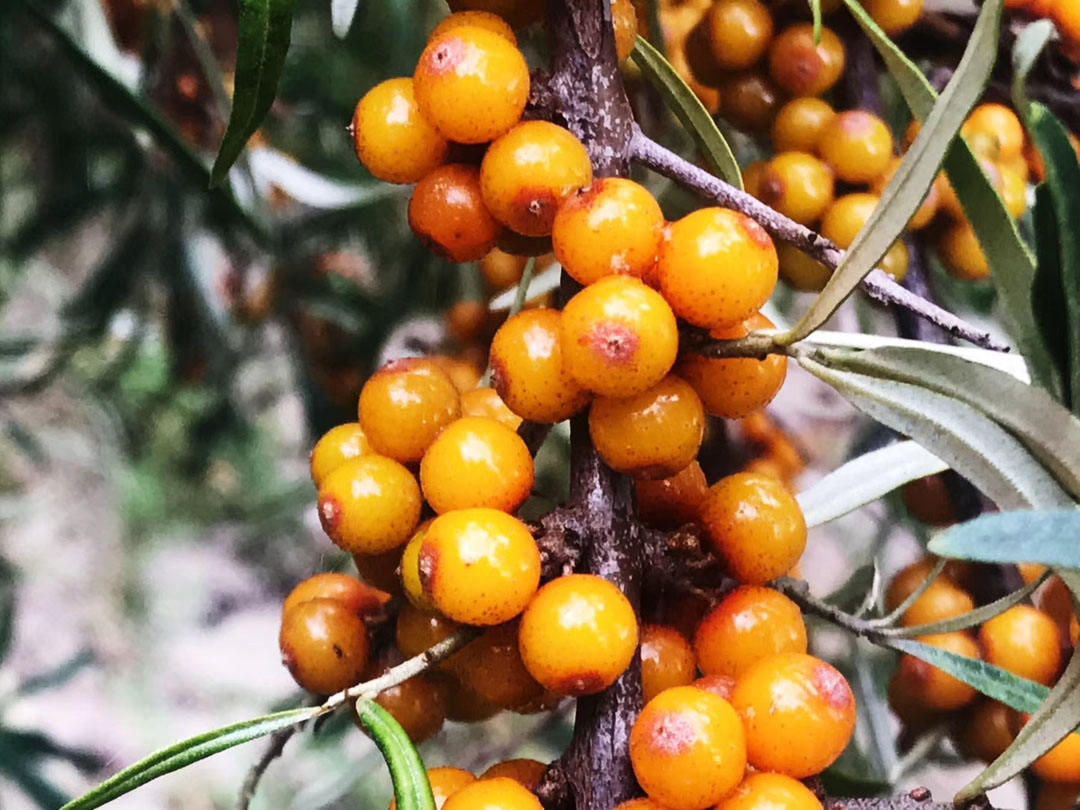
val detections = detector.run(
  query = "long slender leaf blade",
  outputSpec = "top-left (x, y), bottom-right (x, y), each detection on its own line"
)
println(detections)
top-left (630, 36), bottom-right (742, 189)
top-left (886, 575), bottom-right (1045, 638)
top-left (355, 700), bottom-right (435, 810)
top-left (928, 510), bottom-right (1080, 569)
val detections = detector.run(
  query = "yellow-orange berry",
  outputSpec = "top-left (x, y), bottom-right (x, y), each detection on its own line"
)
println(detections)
top-left (445, 677), bottom-right (502, 721)
top-left (678, 313), bottom-right (788, 419)
top-left (892, 631), bottom-right (980, 711)
top-left (353, 548), bottom-right (405, 595)
top-left (716, 772), bottom-right (824, 810)
top-left (742, 160), bottom-right (768, 198)
top-left (612, 0), bottom-right (639, 61)
top-left (1071, 614), bottom-right (1079, 645)
top-left (777, 243), bottom-right (831, 291)
top-left (718, 71), bottom-right (781, 133)
top-left (552, 178), bottom-right (665, 285)
top-left (453, 621), bottom-right (544, 708)
top-left (959, 700), bottom-right (1017, 764)
top-left (317, 456), bottom-right (421, 554)
top-left (390, 767), bottom-right (475, 810)
top-left (694, 585), bottom-right (807, 678)
top-left (1036, 783), bottom-right (1080, 810)
top-left (700, 473), bottom-right (806, 585)
top-left (490, 309), bottom-right (592, 422)
top-left (401, 522), bottom-right (436, 610)
top-left (978, 605), bottom-right (1062, 686)
top-left (1032, 729), bottom-right (1080, 783)
top-left (1052, 1), bottom-right (1080, 47)
top-left (694, 673), bottom-right (737, 701)
top-left (358, 358), bottom-right (461, 463)
top-left (962, 103), bottom-right (1025, 161)
top-left (280, 598), bottom-right (370, 694)
top-left (430, 10), bottom-right (517, 43)
top-left (879, 239), bottom-right (909, 283)
top-left (413, 27), bottom-right (529, 144)
top-left (282, 572), bottom-right (391, 619)
top-left (561, 276), bottom-right (679, 397)
top-left (481, 121), bottom-right (593, 237)
top-left (771, 97), bottom-right (836, 153)
top-left (443, 777), bottom-right (543, 810)
top-left (862, 0), bottom-right (923, 35)
top-left (480, 759), bottom-right (548, 789)
top-left (938, 220), bottom-right (989, 281)
top-left (733, 652), bottom-right (855, 777)
top-left (768, 24), bottom-right (845, 97)
top-left (818, 111), bottom-right (894, 185)
top-left (432, 353), bottom-right (485, 393)
top-left (870, 157), bottom-right (940, 230)
top-left (614, 800), bottom-right (673, 810)
top-left (409, 164), bottom-right (499, 262)
top-left (461, 386), bottom-right (523, 430)
top-left (420, 508), bottom-right (540, 625)
top-left (481, 248), bottom-right (528, 290)
top-left (635, 461), bottom-right (708, 528)
top-left (352, 78), bottom-right (449, 184)
top-left (997, 161), bottom-right (1028, 219)
top-left (641, 623), bottom-right (697, 702)
top-left (367, 651), bottom-right (451, 744)
top-left (446, 300), bottom-right (488, 345)
top-left (310, 423), bottom-right (372, 487)
top-left (630, 686), bottom-right (747, 810)
top-left (446, 0), bottom-right (545, 29)
top-left (657, 208), bottom-right (778, 330)
top-left (821, 193), bottom-right (880, 249)
top-left (396, 602), bottom-right (461, 659)
top-left (884, 559), bottom-right (975, 628)
top-left (518, 573), bottom-right (638, 696)
top-left (706, 0), bottom-right (774, 70)
top-left (756, 152), bottom-right (835, 226)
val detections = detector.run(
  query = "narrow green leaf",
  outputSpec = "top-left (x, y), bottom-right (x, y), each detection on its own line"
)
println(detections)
top-left (355, 699), bottom-right (435, 810)
top-left (816, 347), bottom-right (1080, 499)
top-left (779, 0), bottom-right (1002, 344)
top-left (210, 0), bottom-right (297, 186)
top-left (799, 355), bottom-right (1074, 510)
top-left (630, 36), bottom-right (742, 189)
top-left (1032, 184), bottom-right (1071, 401)
top-left (884, 574), bottom-right (1046, 639)
top-left (928, 510), bottom-right (1080, 569)
top-left (60, 708), bottom-right (316, 810)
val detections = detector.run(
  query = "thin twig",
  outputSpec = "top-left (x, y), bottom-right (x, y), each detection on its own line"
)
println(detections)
top-left (236, 721), bottom-right (303, 810)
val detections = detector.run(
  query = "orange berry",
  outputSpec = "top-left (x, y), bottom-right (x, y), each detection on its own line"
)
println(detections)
top-left (962, 103), bottom-right (1025, 161)
top-left (460, 386), bottom-right (523, 430)
top-left (678, 313), bottom-right (788, 419)
top-left (480, 759), bottom-right (547, 789)
top-left (820, 192), bottom-right (879, 249)
top-left (413, 27), bottom-right (529, 144)
top-left (358, 358), bottom-right (461, 463)
top-left (1036, 783), bottom-right (1080, 810)
top-left (862, 0), bottom-right (923, 35)
top-left (612, 0), bottom-right (639, 61)
top-left (614, 800), bottom-right (673, 810)
top-left (409, 164), bottom-right (499, 262)
top-left (742, 160), bottom-right (768, 198)
top-left (771, 97), bottom-right (836, 153)
top-left (446, 300), bottom-right (488, 345)
top-left (733, 652), bottom-right (855, 777)
top-left (630, 685), bottom-right (747, 810)
top-left (310, 423), bottom-right (372, 487)
top-left (442, 777), bottom-right (543, 810)
top-left (818, 111), bottom-right (894, 185)
top-left (885, 560), bottom-right (974, 628)
top-left (641, 623), bottom-right (697, 702)
top-left (959, 700), bottom-right (1017, 763)
top-left (900, 474), bottom-right (956, 526)
top-left (370, 654), bottom-right (451, 744)
top-left (997, 161), bottom-right (1028, 219)
top-left (978, 605), bottom-right (1062, 686)
top-left (389, 767), bottom-right (475, 810)
top-left (279, 598), bottom-right (370, 694)
top-left (715, 772), bottom-right (823, 810)
top-left (635, 461), bottom-right (708, 528)
top-left (401, 522), bottom-right (437, 610)
top-left (552, 178), bottom-right (665, 285)
top-left (700, 473), bottom-right (806, 585)
top-left (693, 673), bottom-right (737, 701)
top-left (1031, 728), bottom-right (1080, 783)
top-left (561, 276), bottom-right (679, 397)
top-left (518, 573), bottom-right (638, 696)
top-left (351, 78), bottom-right (449, 184)
top-left (490, 309), bottom-right (592, 422)
top-left (694, 585), bottom-right (807, 678)
top-left (768, 24), bottom-right (845, 97)
top-left (431, 354), bottom-right (485, 393)
top-left (396, 602), bottom-right (461, 659)
top-left (317, 456), bottom-right (421, 554)
top-left (481, 247), bottom-right (528, 291)
top-left (657, 207), bottom-right (778, 330)
top-left (1053, 1), bottom-right (1080, 45)
top-left (353, 548), bottom-right (405, 595)
top-left (756, 151), bottom-right (835, 226)
top-left (430, 10), bottom-right (517, 43)
top-left (870, 157), bottom-right (940, 230)
top-left (445, 676), bottom-right (503, 721)
top-left (938, 160), bottom-right (1002, 220)
top-left (1071, 614), bottom-right (1079, 645)
top-left (453, 620), bottom-right (544, 708)
top-left (706, 0), bottom-right (774, 70)
top-left (481, 121), bottom-right (593, 237)
top-left (892, 631), bottom-right (980, 711)
top-left (718, 71), bottom-right (781, 132)
top-left (777, 243), bottom-right (831, 291)
top-left (282, 572), bottom-right (390, 619)
top-left (938, 220), bottom-right (989, 281)
top-left (445, 0), bottom-right (545, 28)
top-left (420, 508), bottom-right (540, 625)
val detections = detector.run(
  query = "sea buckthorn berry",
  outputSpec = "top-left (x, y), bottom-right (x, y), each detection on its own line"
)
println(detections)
top-left (694, 674), bottom-right (737, 701)
top-left (818, 111), bottom-right (894, 185)
top-left (490, 309), bottom-right (592, 422)
top-left (353, 548), bottom-right (405, 595)
top-left (668, 45), bottom-right (722, 114)
top-left (408, 164), bottom-right (499, 262)
top-left (629, 686), bottom-right (747, 810)
top-left (862, 0), bottom-right (923, 35)
top-left (893, 631), bottom-right (980, 711)
top-left (310, 423), bottom-right (372, 487)
top-left (997, 161), bottom-right (1027, 219)
top-left (446, 0), bottom-right (545, 29)
top-left (351, 79), bottom-right (449, 184)
top-left (678, 313), bottom-right (788, 419)
top-left (641, 624), bottom-right (697, 702)
top-left (461, 387), bottom-right (523, 430)
top-left (358, 358), bottom-right (461, 463)
top-left (446, 300), bottom-right (488, 345)
top-left (777, 243), bottom-right (831, 291)
top-left (1053, 2), bottom-right (1080, 47)
top-left (733, 652), bottom-right (855, 777)
top-left (716, 772), bottom-right (824, 810)
top-left (886, 669), bottom-right (935, 731)
top-left (756, 151), bottom-right (835, 226)
top-left (768, 24), bottom-right (845, 97)
top-left (1071, 614), bottom-right (1079, 645)
top-left (718, 71), bottom-right (781, 132)
top-left (978, 605), bottom-right (1062, 686)
top-left (684, 19), bottom-right (727, 88)
top-left (420, 416), bottom-right (534, 513)
top-left (480, 759), bottom-right (548, 789)
top-left (430, 10), bottom-right (517, 43)
top-left (518, 573), bottom-right (638, 696)
top-left (938, 220), bottom-right (989, 281)
top-left (879, 240), bottom-right (909, 283)
top-left (962, 103), bottom-right (1025, 161)
top-left (317, 456), bottom-right (421, 554)
top-left (279, 598), bottom-right (370, 695)
top-left (938, 160), bottom-right (1002, 220)
top-left (413, 27), bottom-right (529, 144)
top-left (369, 653), bottom-right (451, 744)
top-left (612, 0), bottom-right (639, 61)
top-left (900, 475), bottom-right (956, 526)
top-left (396, 602), bottom-right (461, 661)
top-left (561, 276), bottom-right (679, 398)
top-left (700, 472), bottom-right (806, 584)
top-left (389, 767), bottom-right (475, 810)
top-left (960, 700), bottom-right (1017, 764)
top-left (658, 208), bottom-right (778, 330)
top-left (432, 354), bottom-right (485, 393)
top-left (480, 122), bottom-right (593, 237)
top-left (552, 178), bottom-right (665, 285)
top-left (706, 0), bottom-right (774, 69)
top-left (870, 157), bottom-right (940, 230)
top-left (1036, 784), bottom-right (1080, 810)
top-left (614, 800), bottom-right (672, 810)
top-left (453, 621), bottom-right (544, 708)
top-left (1036, 575), bottom-right (1074, 632)
top-left (588, 375), bottom-right (705, 479)
top-left (446, 676), bottom-right (502, 721)
top-left (771, 97), bottom-right (836, 153)
top-left (282, 573), bottom-right (390, 619)
top-left (742, 161), bottom-right (768, 198)
top-left (884, 558), bottom-right (974, 627)
top-left (481, 248), bottom-right (528, 291)
top-left (420, 508), bottom-right (540, 625)
top-left (694, 585), bottom-right (807, 678)
top-left (659, 591), bottom-right (712, 643)
top-left (1031, 728), bottom-right (1080, 783)
top-left (401, 522), bottom-right (436, 610)
top-left (442, 777), bottom-right (543, 810)
top-left (635, 461), bottom-right (708, 528)
top-left (821, 193), bottom-right (880, 249)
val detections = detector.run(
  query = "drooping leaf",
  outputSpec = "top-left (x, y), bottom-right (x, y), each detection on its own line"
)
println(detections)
top-left (355, 699), bottom-right (435, 810)
top-left (796, 441), bottom-right (947, 528)
top-left (779, 0), bottom-right (1003, 344)
top-left (928, 510), bottom-right (1080, 569)
top-left (209, 0), bottom-right (297, 186)
top-left (630, 36), bottom-right (742, 189)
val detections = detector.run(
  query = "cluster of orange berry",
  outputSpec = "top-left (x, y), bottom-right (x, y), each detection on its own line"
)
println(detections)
top-left (1007, 0), bottom-right (1080, 58)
